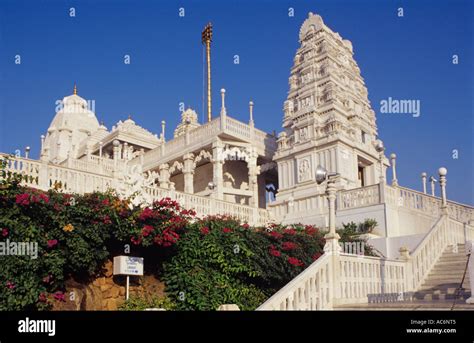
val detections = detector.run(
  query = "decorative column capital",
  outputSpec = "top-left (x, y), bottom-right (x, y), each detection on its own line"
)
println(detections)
top-left (159, 163), bottom-right (170, 172)
top-left (183, 152), bottom-right (194, 161)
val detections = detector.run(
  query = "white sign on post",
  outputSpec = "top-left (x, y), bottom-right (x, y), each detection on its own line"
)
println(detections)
top-left (113, 256), bottom-right (144, 276)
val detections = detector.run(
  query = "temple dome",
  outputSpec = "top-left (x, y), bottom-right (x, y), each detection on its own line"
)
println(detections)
top-left (43, 90), bottom-right (100, 163)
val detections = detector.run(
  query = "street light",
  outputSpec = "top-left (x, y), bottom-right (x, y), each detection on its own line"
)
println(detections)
top-left (208, 181), bottom-right (215, 190)
top-left (315, 165), bottom-right (339, 184)
top-left (315, 165), bottom-right (340, 252)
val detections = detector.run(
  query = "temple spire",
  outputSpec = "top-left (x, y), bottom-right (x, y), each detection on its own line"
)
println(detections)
top-left (73, 83), bottom-right (77, 95)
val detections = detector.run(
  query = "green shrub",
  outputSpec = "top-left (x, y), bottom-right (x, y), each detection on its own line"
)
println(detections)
top-left (119, 295), bottom-right (175, 311)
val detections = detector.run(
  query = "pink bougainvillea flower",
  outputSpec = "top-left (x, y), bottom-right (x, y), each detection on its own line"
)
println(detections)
top-left (1, 228), bottom-right (8, 237)
top-left (42, 275), bottom-right (52, 284)
top-left (141, 225), bottom-right (154, 237)
top-left (15, 193), bottom-right (30, 206)
top-left (39, 193), bottom-right (50, 204)
top-left (47, 239), bottom-right (58, 248)
top-left (138, 207), bottom-right (154, 221)
top-left (53, 292), bottom-right (65, 302)
top-left (222, 228), bottom-right (232, 233)
top-left (131, 236), bottom-right (142, 245)
top-left (269, 248), bottom-right (281, 257)
top-left (6, 281), bottom-right (15, 290)
top-left (284, 228), bottom-right (297, 235)
top-left (281, 241), bottom-right (298, 251)
top-left (200, 227), bottom-right (210, 235)
top-left (269, 231), bottom-right (283, 239)
top-left (287, 257), bottom-right (304, 267)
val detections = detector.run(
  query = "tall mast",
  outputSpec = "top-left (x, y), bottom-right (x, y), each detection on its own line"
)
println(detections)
top-left (201, 22), bottom-right (213, 122)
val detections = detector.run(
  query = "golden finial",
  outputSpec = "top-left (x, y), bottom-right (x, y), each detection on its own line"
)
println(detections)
top-left (73, 83), bottom-right (77, 95)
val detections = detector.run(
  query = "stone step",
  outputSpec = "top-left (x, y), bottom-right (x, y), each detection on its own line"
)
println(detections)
top-left (422, 281), bottom-right (470, 289)
top-left (334, 301), bottom-right (474, 311)
top-left (430, 264), bottom-right (467, 271)
top-left (436, 256), bottom-right (468, 263)
top-left (418, 283), bottom-right (471, 292)
top-left (427, 269), bottom-right (468, 279)
top-left (413, 291), bottom-right (471, 301)
top-left (426, 270), bottom-right (469, 282)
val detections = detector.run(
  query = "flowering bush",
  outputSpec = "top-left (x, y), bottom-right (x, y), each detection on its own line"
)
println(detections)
top-left (0, 161), bottom-right (375, 311)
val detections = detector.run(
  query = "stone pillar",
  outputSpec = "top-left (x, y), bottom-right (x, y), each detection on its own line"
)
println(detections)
top-left (323, 176), bottom-right (341, 307)
top-left (421, 172), bottom-right (427, 194)
top-left (220, 89), bottom-right (227, 130)
top-left (379, 152), bottom-right (385, 183)
top-left (324, 178), bottom-right (341, 253)
top-left (159, 163), bottom-right (170, 189)
top-left (123, 143), bottom-right (129, 160)
top-left (99, 142), bottom-right (103, 158)
top-left (466, 241), bottom-right (474, 304)
top-left (139, 148), bottom-right (145, 166)
top-left (430, 176), bottom-right (436, 196)
top-left (112, 140), bottom-right (120, 173)
top-left (438, 167), bottom-right (447, 213)
top-left (40, 135), bottom-right (45, 155)
top-left (247, 147), bottom-right (260, 207)
top-left (249, 101), bottom-right (254, 126)
top-left (212, 141), bottom-right (224, 200)
top-left (161, 120), bottom-right (166, 143)
top-left (390, 153), bottom-right (398, 186)
top-left (183, 153), bottom-right (195, 194)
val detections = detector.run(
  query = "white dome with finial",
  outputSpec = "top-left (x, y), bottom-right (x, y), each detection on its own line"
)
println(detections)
top-left (42, 84), bottom-right (100, 163)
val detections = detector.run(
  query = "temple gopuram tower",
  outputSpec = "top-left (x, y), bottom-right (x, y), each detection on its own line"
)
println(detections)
top-left (272, 13), bottom-right (387, 223)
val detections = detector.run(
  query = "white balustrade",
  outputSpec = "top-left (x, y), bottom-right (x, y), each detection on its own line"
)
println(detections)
top-left (339, 184), bottom-right (380, 210)
top-left (258, 254), bottom-right (333, 310)
top-left (392, 185), bottom-right (473, 222)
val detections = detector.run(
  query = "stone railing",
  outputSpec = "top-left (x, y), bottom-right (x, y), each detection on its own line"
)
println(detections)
top-left (257, 214), bottom-right (473, 310)
top-left (257, 254), bottom-right (333, 310)
top-left (141, 115), bottom-right (277, 170)
top-left (387, 185), bottom-right (473, 223)
top-left (408, 216), bottom-right (449, 291)
top-left (2, 157), bottom-right (41, 188)
top-left (338, 254), bottom-right (407, 305)
top-left (224, 116), bottom-right (252, 140)
top-left (143, 186), bottom-right (268, 226)
top-left (270, 183), bottom-right (473, 226)
top-left (1, 154), bottom-right (269, 226)
top-left (338, 184), bottom-right (380, 210)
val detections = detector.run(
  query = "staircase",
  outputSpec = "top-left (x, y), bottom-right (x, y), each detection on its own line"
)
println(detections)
top-left (335, 244), bottom-right (472, 310)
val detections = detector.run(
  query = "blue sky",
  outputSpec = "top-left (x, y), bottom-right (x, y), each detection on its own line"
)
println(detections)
top-left (0, 0), bottom-right (472, 204)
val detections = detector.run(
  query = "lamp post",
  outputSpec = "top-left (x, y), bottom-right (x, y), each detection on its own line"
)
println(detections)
top-left (25, 146), bottom-right (30, 159)
top-left (315, 165), bottom-right (341, 253)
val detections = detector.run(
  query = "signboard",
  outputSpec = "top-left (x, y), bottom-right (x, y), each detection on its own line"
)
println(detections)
top-left (113, 256), bottom-right (144, 276)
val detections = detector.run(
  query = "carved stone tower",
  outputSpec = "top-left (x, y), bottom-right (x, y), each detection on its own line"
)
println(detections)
top-left (273, 13), bottom-right (387, 209)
